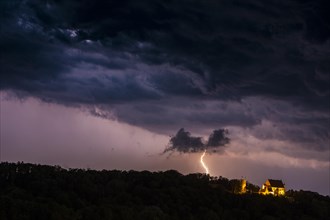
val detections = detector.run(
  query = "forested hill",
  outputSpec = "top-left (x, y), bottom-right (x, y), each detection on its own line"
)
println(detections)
top-left (1, 162), bottom-right (329, 220)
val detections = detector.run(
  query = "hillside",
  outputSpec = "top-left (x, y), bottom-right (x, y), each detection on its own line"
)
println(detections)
top-left (1, 162), bottom-right (329, 220)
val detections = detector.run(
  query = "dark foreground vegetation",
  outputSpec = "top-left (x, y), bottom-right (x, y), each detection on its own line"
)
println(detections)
top-left (1, 162), bottom-right (329, 220)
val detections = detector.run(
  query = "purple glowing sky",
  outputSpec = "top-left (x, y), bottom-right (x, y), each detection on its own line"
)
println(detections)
top-left (0, 0), bottom-right (329, 195)
top-left (1, 94), bottom-right (328, 195)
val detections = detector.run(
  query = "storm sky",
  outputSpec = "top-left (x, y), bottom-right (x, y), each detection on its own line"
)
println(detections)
top-left (0, 0), bottom-right (329, 195)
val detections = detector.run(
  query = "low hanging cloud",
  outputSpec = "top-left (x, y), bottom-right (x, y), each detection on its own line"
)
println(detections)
top-left (207, 129), bottom-right (230, 147)
top-left (164, 128), bottom-right (230, 153)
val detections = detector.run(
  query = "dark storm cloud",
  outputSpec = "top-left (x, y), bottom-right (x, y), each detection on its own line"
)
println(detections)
top-left (1, 0), bottom-right (329, 153)
top-left (250, 101), bottom-right (330, 152)
top-left (164, 128), bottom-right (204, 153)
top-left (164, 128), bottom-right (230, 153)
top-left (111, 98), bottom-right (261, 135)
top-left (1, 0), bottom-right (329, 102)
top-left (207, 129), bottom-right (230, 147)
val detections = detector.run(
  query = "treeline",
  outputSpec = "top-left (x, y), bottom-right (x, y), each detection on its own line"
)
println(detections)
top-left (0, 162), bottom-right (329, 220)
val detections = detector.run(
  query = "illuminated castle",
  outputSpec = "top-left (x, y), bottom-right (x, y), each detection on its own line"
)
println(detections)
top-left (240, 179), bottom-right (247, 194)
top-left (259, 179), bottom-right (285, 196)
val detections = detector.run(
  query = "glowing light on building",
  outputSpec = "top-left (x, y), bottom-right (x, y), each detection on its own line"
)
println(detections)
top-left (200, 150), bottom-right (209, 174)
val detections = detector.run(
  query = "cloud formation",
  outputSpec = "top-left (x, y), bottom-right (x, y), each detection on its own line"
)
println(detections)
top-left (207, 129), bottom-right (230, 148)
top-left (164, 128), bottom-right (230, 153)
top-left (1, 0), bottom-right (329, 105)
top-left (0, 0), bottom-right (329, 162)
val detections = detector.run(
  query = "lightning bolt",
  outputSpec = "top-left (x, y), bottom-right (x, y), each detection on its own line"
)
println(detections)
top-left (200, 149), bottom-right (209, 174)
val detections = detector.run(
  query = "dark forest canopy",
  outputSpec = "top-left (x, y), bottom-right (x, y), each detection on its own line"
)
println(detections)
top-left (1, 162), bottom-right (329, 220)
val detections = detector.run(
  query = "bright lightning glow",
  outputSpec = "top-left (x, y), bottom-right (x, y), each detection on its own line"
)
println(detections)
top-left (200, 150), bottom-right (209, 174)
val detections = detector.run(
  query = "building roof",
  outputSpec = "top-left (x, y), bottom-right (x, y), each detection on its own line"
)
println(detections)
top-left (268, 179), bottom-right (285, 188)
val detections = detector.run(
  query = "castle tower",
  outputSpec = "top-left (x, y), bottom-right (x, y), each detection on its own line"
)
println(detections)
top-left (241, 179), bottom-right (247, 193)
top-left (241, 179), bottom-right (246, 193)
